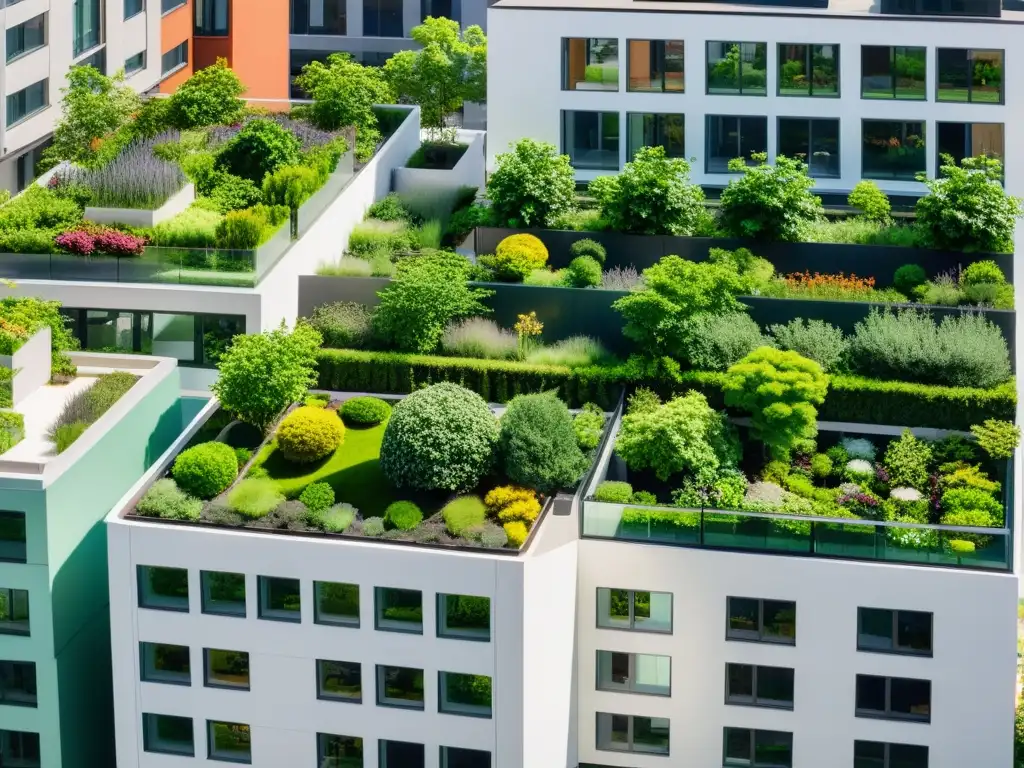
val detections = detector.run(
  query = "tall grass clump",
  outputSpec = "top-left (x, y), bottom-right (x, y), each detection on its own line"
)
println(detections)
top-left (526, 336), bottom-right (611, 367)
top-left (412, 219), bottom-right (443, 251)
top-left (64, 137), bottom-right (187, 209)
top-left (150, 206), bottom-right (222, 247)
top-left (347, 219), bottom-right (415, 256)
top-left (317, 256), bottom-right (373, 277)
top-left (441, 318), bottom-right (518, 360)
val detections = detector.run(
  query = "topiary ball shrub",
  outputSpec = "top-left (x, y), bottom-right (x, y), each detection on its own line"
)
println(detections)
top-left (299, 481), bottom-right (335, 513)
top-left (962, 259), bottom-right (1007, 286)
top-left (565, 256), bottom-right (602, 288)
top-left (893, 264), bottom-right (927, 297)
top-left (594, 481), bottom-right (633, 503)
top-left (442, 495), bottom-right (487, 536)
top-left (216, 119), bottom-right (302, 184)
top-left (228, 478), bottom-right (284, 519)
top-left (569, 238), bottom-right (607, 265)
top-left (380, 383), bottom-right (498, 492)
top-left (340, 396), bottom-right (392, 426)
top-left (137, 479), bottom-right (203, 521)
top-left (172, 441), bottom-right (238, 499)
top-left (276, 406), bottom-right (344, 464)
top-left (484, 233), bottom-right (549, 281)
top-left (499, 393), bottom-right (589, 494)
top-left (384, 500), bottom-right (423, 530)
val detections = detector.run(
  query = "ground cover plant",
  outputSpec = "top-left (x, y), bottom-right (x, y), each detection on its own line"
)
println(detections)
top-left (46, 371), bottom-right (138, 454)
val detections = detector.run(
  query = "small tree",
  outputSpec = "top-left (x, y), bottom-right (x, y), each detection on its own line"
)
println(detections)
top-left (718, 153), bottom-right (824, 242)
top-left (383, 18), bottom-right (486, 140)
top-left (167, 58), bottom-right (246, 129)
top-left (211, 322), bottom-right (321, 433)
top-left (915, 155), bottom-right (1021, 253)
top-left (588, 146), bottom-right (708, 235)
top-left (723, 347), bottom-right (829, 460)
top-left (486, 139), bottom-right (576, 228)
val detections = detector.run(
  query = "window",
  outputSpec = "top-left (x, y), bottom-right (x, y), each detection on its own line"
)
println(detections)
top-left (125, 51), bottom-right (146, 75)
top-left (778, 44), bottom-right (838, 96)
top-left (205, 649), bottom-right (249, 690)
top-left (597, 588), bottom-right (672, 632)
top-left (627, 40), bottom-right (683, 92)
top-left (861, 46), bottom-right (926, 100)
top-left (375, 587), bottom-right (422, 633)
top-left (292, 0), bottom-right (346, 34)
top-left (882, 0), bottom-right (998, 14)
top-left (0, 513), bottom-right (26, 563)
top-left (376, 664), bottom-right (424, 709)
top-left (201, 571), bottom-right (246, 617)
top-left (0, 588), bottom-right (29, 635)
top-left (562, 38), bottom-right (619, 91)
top-left (75, 47), bottom-right (106, 73)
top-left (862, 120), bottom-right (925, 180)
top-left (73, 0), bottom-right (101, 57)
top-left (937, 122), bottom-right (1004, 168)
top-left (725, 664), bottom-right (794, 709)
top-left (317, 659), bottom-right (361, 702)
top-left (627, 113), bottom-right (684, 161)
top-left (161, 40), bottom-right (188, 75)
top-left (596, 651), bottom-right (671, 696)
top-left (315, 581), bottom-right (359, 627)
top-left (437, 594), bottom-right (489, 640)
top-left (319, 734), bottom-right (364, 767)
top-left (140, 642), bottom-right (191, 685)
top-left (856, 675), bottom-right (931, 722)
top-left (363, 0), bottom-right (402, 37)
top-left (726, 597), bottom-right (796, 643)
top-left (441, 746), bottom-right (491, 768)
top-left (6, 80), bottom-right (47, 128)
top-left (163, 0), bottom-right (187, 12)
top-left (7, 14), bottom-right (46, 63)
top-left (855, 740), bottom-right (929, 768)
top-left (195, 0), bottom-right (229, 35)
top-left (0, 661), bottom-right (36, 707)
top-left (439, 672), bottom-right (492, 717)
top-left (380, 740), bottom-right (424, 768)
top-left (595, 713), bottom-right (670, 755)
top-left (937, 49), bottom-right (1002, 103)
top-left (207, 721), bottom-right (251, 763)
top-left (778, 117), bottom-right (840, 177)
top-left (422, 0), bottom-right (459, 23)
top-left (858, 608), bottom-right (932, 655)
top-left (137, 565), bottom-right (189, 611)
top-left (143, 713), bottom-right (194, 756)
top-left (723, 728), bottom-right (793, 768)
top-left (0, 730), bottom-right (41, 767)
top-left (706, 116), bottom-right (768, 173)
top-left (707, 42), bottom-right (766, 95)
top-left (562, 111), bottom-right (620, 171)
top-left (258, 576), bottom-right (300, 622)
top-left (125, 0), bottom-right (145, 18)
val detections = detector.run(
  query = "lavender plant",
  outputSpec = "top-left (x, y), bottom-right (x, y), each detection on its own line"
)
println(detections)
top-left (207, 115), bottom-right (341, 150)
top-left (63, 137), bottom-right (187, 210)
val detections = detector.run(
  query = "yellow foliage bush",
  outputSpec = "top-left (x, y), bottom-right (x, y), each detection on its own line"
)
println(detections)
top-left (497, 497), bottom-right (542, 523)
top-left (484, 484), bottom-right (535, 515)
top-left (486, 234), bottom-right (549, 281)
top-left (276, 406), bottom-right (344, 463)
top-left (504, 520), bottom-right (529, 547)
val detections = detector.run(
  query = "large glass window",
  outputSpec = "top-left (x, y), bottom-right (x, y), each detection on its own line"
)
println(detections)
top-left (778, 117), bottom-right (840, 177)
top-left (778, 44), bottom-right (838, 96)
top-left (627, 40), bottom-right (683, 92)
top-left (726, 597), bottom-right (796, 643)
top-left (161, 40), bottom-right (188, 75)
top-left (861, 46), bottom-right (926, 100)
top-left (142, 714), bottom-right (194, 757)
top-left (437, 594), bottom-right (489, 640)
top-left (937, 122), bottom-right (1004, 169)
top-left (376, 664), bottom-right (424, 709)
top-left (856, 675), bottom-right (931, 722)
top-left (0, 661), bottom-right (36, 707)
top-left (421, 0), bottom-right (459, 22)
top-left (595, 713), bottom-right (670, 755)
top-left (562, 111), bottom-right (620, 171)
top-left (292, 0), bottom-right (347, 34)
top-left (562, 38), bottom-right (619, 91)
top-left (725, 663), bottom-right (794, 709)
top-left (854, 740), bottom-right (929, 768)
top-left (707, 42), bottom-right (766, 95)
top-left (125, 0), bottom-right (145, 19)
top-left (317, 659), bottom-right (362, 702)
top-left (723, 728), bottom-right (793, 768)
top-left (195, 0), bottom-right (229, 35)
top-left (125, 51), bottom-right (146, 75)
top-left (204, 649), bottom-right (250, 690)
top-left (7, 14), bottom-right (46, 63)
top-left (0, 513), bottom-right (26, 563)
top-left (937, 49), bottom-right (1002, 103)
top-left (375, 587), bottom-right (422, 633)
top-left (438, 672), bottom-right (492, 717)
top-left (6, 80), bottom-right (48, 128)
top-left (0, 588), bottom-right (29, 635)
top-left (201, 571), bottom-right (246, 617)
top-left (75, 46), bottom-right (105, 73)
top-left (706, 116), bottom-right (768, 173)
top-left (380, 740), bottom-right (425, 768)
top-left (258, 576), bottom-right (300, 622)
top-left (441, 746), bottom-right (491, 768)
top-left (315, 581), bottom-right (359, 627)
top-left (73, 0), bottom-right (101, 57)
top-left (319, 734), bottom-right (364, 767)
top-left (207, 721), bottom-right (251, 763)
top-left (0, 731), bottom-right (40, 767)
top-left (363, 0), bottom-right (402, 37)
top-left (627, 113), bottom-right (684, 161)
top-left (140, 642), bottom-right (191, 685)
top-left (862, 120), bottom-right (925, 180)
top-left (596, 651), bottom-right (670, 696)
top-left (137, 565), bottom-right (189, 612)
top-left (858, 607), bottom-right (932, 655)
top-left (597, 588), bottom-right (672, 632)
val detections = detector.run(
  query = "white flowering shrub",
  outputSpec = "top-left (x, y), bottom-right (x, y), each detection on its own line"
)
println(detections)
top-left (889, 486), bottom-right (924, 502)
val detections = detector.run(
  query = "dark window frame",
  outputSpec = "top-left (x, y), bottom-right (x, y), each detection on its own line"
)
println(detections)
top-left (204, 648), bottom-right (250, 691)
top-left (206, 720), bottom-right (252, 764)
top-left (855, 674), bottom-right (932, 723)
top-left (777, 116), bottom-right (841, 178)
top-left (374, 586), bottom-right (423, 634)
top-left (595, 650), bottom-right (672, 696)
top-left (861, 119), bottom-right (926, 181)
top-left (137, 565), bottom-right (189, 612)
top-left (0, 512), bottom-right (27, 563)
top-left (860, 45), bottom-right (927, 101)
top-left (200, 570), bottom-right (246, 618)
top-left (124, 50), bottom-right (147, 74)
top-left (706, 41), bottom-right (768, 96)
top-left (854, 739), bottom-right (930, 768)
top-left (561, 110), bottom-right (621, 172)
top-left (626, 112), bottom-right (685, 161)
top-left (936, 48), bottom-right (1004, 105)
top-left (139, 641), bottom-right (192, 686)
top-left (5, 79), bottom-right (48, 129)
top-left (316, 659), bottom-right (362, 703)
top-left (777, 42), bottom-right (840, 98)
top-left (438, 671), bottom-right (493, 718)
top-left (724, 663), bottom-right (794, 709)
top-left (72, 0), bottom-right (102, 57)
top-left (561, 37), bottom-right (620, 92)
top-left (0, 587), bottom-right (29, 636)
top-left (362, 0), bottom-right (403, 37)
top-left (162, 0), bottom-right (188, 13)
top-left (436, 593), bottom-right (490, 641)
top-left (595, 712), bottom-right (671, 755)
top-left (376, 664), bottom-right (425, 710)
top-left (142, 713), bottom-right (195, 757)
top-left (725, 596), bottom-right (797, 644)
top-left (596, 587), bottom-right (673, 633)
top-left (723, 727), bottom-right (793, 768)
top-left (440, 746), bottom-right (491, 768)
top-left (125, 0), bottom-right (145, 19)
top-left (315, 581), bottom-right (360, 628)
top-left (0, 660), bottom-right (37, 707)
top-left (161, 39), bottom-right (189, 76)
top-left (626, 39), bottom-right (684, 93)
top-left (257, 575), bottom-right (301, 623)
top-left (319, 733), bottom-right (365, 766)
top-left (705, 115), bottom-right (769, 174)
top-left (857, 607), bottom-right (933, 656)
top-left (935, 121), bottom-right (1005, 179)
top-left (6, 13), bottom-right (47, 63)
top-left (195, 0), bottom-right (229, 36)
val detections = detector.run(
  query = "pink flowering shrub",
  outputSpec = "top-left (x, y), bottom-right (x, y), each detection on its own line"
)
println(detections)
top-left (55, 230), bottom-right (96, 255)
top-left (54, 228), bottom-right (147, 257)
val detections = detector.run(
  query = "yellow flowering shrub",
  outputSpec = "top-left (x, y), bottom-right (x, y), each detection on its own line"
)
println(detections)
top-left (504, 520), bottom-right (529, 547)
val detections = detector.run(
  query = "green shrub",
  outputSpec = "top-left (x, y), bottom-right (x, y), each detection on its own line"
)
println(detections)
top-left (893, 264), bottom-right (927, 297)
top-left (0, 411), bottom-right (24, 453)
top-left (307, 502), bottom-right (356, 533)
top-left (962, 260), bottom-right (1006, 285)
top-left (262, 164), bottom-right (320, 208)
top-left (368, 193), bottom-right (411, 222)
top-left (0, 186), bottom-right (82, 233)
top-left (573, 406), bottom-right (604, 450)
top-left (208, 173), bottom-right (263, 213)
top-left (718, 153), bottom-right (824, 242)
top-left (565, 256), bottom-right (602, 288)
top-left (883, 429), bottom-right (932, 490)
top-left (321, 257), bottom-right (374, 277)
top-left (299, 481), bottom-right (335, 513)
top-left (53, 422), bottom-right (88, 454)
top-left (384, 500), bottom-right (423, 530)
top-left (172, 441), bottom-right (238, 499)
top-left (235, 447), bottom-right (253, 468)
top-left (215, 210), bottom-right (264, 249)
top-left (971, 419), bottom-right (1021, 459)
top-left (487, 138), bottom-right (576, 228)
top-left (227, 478), bottom-right (284, 519)
top-left (941, 486), bottom-right (1003, 526)
top-left (339, 396), bottom-right (391, 426)
top-left (363, 516), bottom-right (385, 536)
top-left (810, 453), bottom-right (833, 479)
top-left (217, 119), bottom-right (302, 184)
top-left (276, 406), bottom-right (344, 463)
top-left (767, 319), bottom-right (847, 373)
top-left (136, 478), bottom-right (203, 521)
top-left (442, 495), bottom-right (487, 536)
top-left (167, 58), bottom-right (245, 129)
top-left (481, 233), bottom-right (548, 282)
top-left (499, 393), bottom-right (589, 493)
top-left (151, 206), bottom-right (222, 248)
top-left (446, 203), bottom-right (493, 244)
top-left (847, 180), bottom-right (891, 222)
top-left (684, 312), bottom-right (767, 372)
top-left (594, 480), bottom-right (633, 503)
top-left (569, 238), bottom-right (606, 265)
top-left (630, 490), bottom-right (658, 505)
top-left (309, 301), bottom-right (374, 349)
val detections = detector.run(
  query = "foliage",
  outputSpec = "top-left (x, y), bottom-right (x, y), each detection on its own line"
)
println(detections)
top-left (847, 181), bottom-right (891, 222)
top-left (384, 500), bottom-right (424, 530)
top-left (627, 387), bottom-right (661, 415)
top-left (718, 154), bottom-right (824, 242)
top-left (446, 203), bottom-right (493, 243)
top-left (941, 486), bottom-right (1004, 527)
top-left (347, 219), bottom-right (414, 257)
top-left (51, 422), bottom-right (87, 454)
top-left (150, 206), bottom-right (222, 247)
top-left (62, 136), bottom-right (186, 209)
top-left (484, 485), bottom-right (535, 514)
top-left (573, 404), bottom-right (605, 451)
top-left (565, 256), bottom-right (603, 288)
top-left (0, 186), bottom-right (81, 233)
top-left (276, 405), bottom-right (344, 463)
top-left (46, 372), bottom-right (137, 452)
top-left (217, 120), bottom-right (302, 184)
top-left (602, 266), bottom-right (642, 291)
top-left (482, 233), bottom-right (549, 281)
top-left (379, 383), bottom-right (498, 491)
top-left (172, 441), bottom-right (238, 499)
top-left (167, 59), bottom-right (246, 129)
top-left (971, 419), bottom-right (1021, 459)
top-left (339, 396), bottom-right (391, 426)
top-left (883, 429), bottom-right (932, 490)
top-left (810, 453), bottom-right (833, 479)
top-left (442, 495), bottom-right (487, 536)
top-left (770, 271), bottom-right (883, 302)
top-left (214, 209), bottom-right (264, 249)
top-left (893, 264), bottom-right (927, 296)
top-left (299, 481), bottom-right (335, 513)
top-left (56, 228), bottom-right (147, 256)
top-left (136, 479), bottom-right (203, 521)
top-left (494, 496), bottom-right (541, 523)
top-left (767, 319), bottom-right (847, 373)
top-left (498, 393), bottom-right (589, 493)
top-left (441, 318), bottom-right (517, 360)
top-left (262, 164), bottom-right (320, 209)
top-left (684, 312), bottom-right (767, 372)
top-left (503, 520), bottom-right (528, 547)
top-left (227, 478), bottom-right (284, 519)
top-left (294, 53), bottom-right (394, 139)
top-left (309, 301), bottom-right (374, 349)
top-left (368, 193), bottom-right (412, 222)
top-left (363, 517), bottom-right (385, 536)
top-left (569, 238), bottom-right (606, 265)
top-left (307, 502), bottom-right (356, 533)
top-left (594, 480), bottom-right (633, 503)
top-left (487, 139), bottom-right (576, 228)
top-left (962, 260), bottom-right (1006, 287)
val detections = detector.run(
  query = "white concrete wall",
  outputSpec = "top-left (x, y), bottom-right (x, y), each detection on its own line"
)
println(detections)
top-left (2, 325), bottom-right (51, 406)
top-left (393, 129), bottom-right (486, 201)
top-left (85, 184), bottom-right (196, 227)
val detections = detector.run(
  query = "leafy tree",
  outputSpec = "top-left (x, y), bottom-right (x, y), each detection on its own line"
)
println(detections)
top-left (588, 146), bottom-right (708, 235)
top-left (384, 18), bottom-right (485, 138)
top-left (211, 322), bottom-right (322, 432)
top-left (167, 58), bottom-right (246, 129)
top-left (915, 155), bottom-right (1021, 253)
top-left (486, 139), bottom-right (576, 228)
top-left (718, 153), bottom-right (824, 242)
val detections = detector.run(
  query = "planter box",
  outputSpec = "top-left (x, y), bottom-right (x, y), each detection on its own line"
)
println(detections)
top-left (85, 183), bottom-right (195, 227)
top-left (0, 326), bottom-right (51, 406)
top-left (393, 130), bottom-right (485, 204)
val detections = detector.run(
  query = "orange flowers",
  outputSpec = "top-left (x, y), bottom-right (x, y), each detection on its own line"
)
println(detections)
top-left (784, 270), bottom-right (875, 295)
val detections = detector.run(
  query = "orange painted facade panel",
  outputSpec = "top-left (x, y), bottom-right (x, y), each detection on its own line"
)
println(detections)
top-left (193, 36), bottom-right (232, 73)
top-left (227, 0), bottom-right (290, 101)
top-left (160, 1), bottom-right (195, 93)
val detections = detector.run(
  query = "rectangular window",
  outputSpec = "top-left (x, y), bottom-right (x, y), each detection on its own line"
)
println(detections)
top-left (0, 661), bottom-right (37, 707)
top-left (562, 38), bottom-right (619, 91)
top-left (856, 674), bottom-right (931, 722)
top-left (204, 649), bottom-right (249, 690)
top-left (125, 51), bottom-right (146, 74)
top-left (937, 48), bottom-right (1002, 103)
top-left (161, 40), bottom-right (188, 75)
top-left (201, 571), bottom-right (246, 617)
top-left (858, 608), bottom-right (933, 655)
top-left (163, 0), bottom-right (187, 12)
top-left (315, 581), bottom-right (359, 627)
top-left (258, 576), bottom-right (300, 622)
top-left (317, 659), bottom-right (362, 702)
top-left (137, 565), bottom-right (189, 612)
top-left (422, 0), bottom-right (458, 23)
top-left (861, 46), bottom-right (926, 100)
top-left (374, 587), bottom-right (422, 633)
top-left (595, 713), bottom-right (670, 755)
top-left (937, 122), bottom-right (1004, 169)
top-left (125, 0), bottom-right (145, 18)
top-left (597, 588), bottom-right (672, 632)
top-left (440, 746), bottom-right (491, 768)
top-left (140, 642), bottom-right (191, 685)
top-left (723, 728), bottom-right (793, 768)
top-left (0, 588), bottom-right (29, 635)
top-left (319, 734), bottom-right (364, 767)
top-left (439, 672), bottom-right (492, 717)
top-left (380, 740), bottom-right (425, 768)
top-left (73, 0), bottom-right (101, 57)
top-left (706, 116), bottom-right (768, 173)
top-left (7, 14), bottom-right (46, 62)
top-left (207, 721), bottom-right (251, 764)
top-left (778, 43), bottom-right (838, 97)
top-left (854, 740), bottom-right (929, 768)
top-left (778, 117), bottom-right (840, 178)
top-left (707, 42), bottom-right (766, 95)
top-left (376, 664), bottom-right (424, 709)
top-left (862, 120), bottom-right (925, 180)
top-left (75, 46), bottom-right (106, 73)
top-left (627, 40), bottom-right (683, 92)
top-left (0, 731), bottom-right (40, 768)
top-left (363, 0), bottom-right (402, 37)
top-left (596, 650), bottom-right (671, 696)
top-left (562, 111), bottom-right (620, 171)
top-left (5, 80), bottom-right (47, 128)
top-left (437, 594), bottom-right (489, 640)
top-left (195, 0), bottom-right (229, 35)
top-left (725, 663), bottom-right (794, 709)
top-left (0, 513), bottom-right (26, 563)
top-left (292, 0), bottom-right (347, 34)
top-left (627, 113), bottom-right (684, 161)
top-left (143, 713), bottom-right (194, 756)
top-left (726, 597), bottom-right (796, 643)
